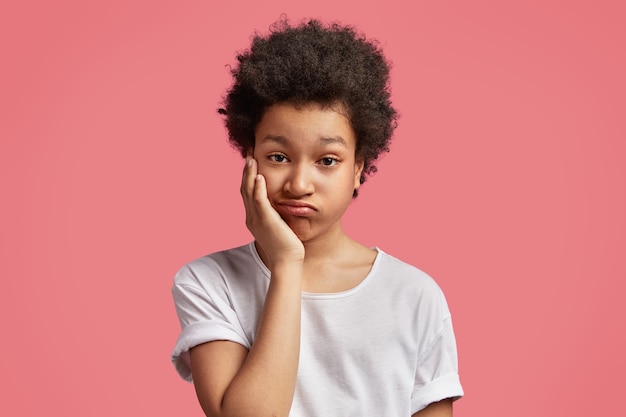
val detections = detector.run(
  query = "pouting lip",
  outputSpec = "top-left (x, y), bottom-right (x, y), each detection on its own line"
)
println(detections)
top-left (275, 199), bottom-right (317, 211)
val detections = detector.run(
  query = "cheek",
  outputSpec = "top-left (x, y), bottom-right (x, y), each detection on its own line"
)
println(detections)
top-left (320, 171), bottom-right (358, 198)
top-left (258, 168), bottom-right (282, 195)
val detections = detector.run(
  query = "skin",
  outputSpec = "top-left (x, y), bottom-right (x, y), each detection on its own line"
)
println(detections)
top-left (189, 102), bottom-right (453, 417)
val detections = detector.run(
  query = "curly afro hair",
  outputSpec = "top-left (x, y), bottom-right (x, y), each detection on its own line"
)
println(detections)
top-left (218, 18), bottom-right (398, 192)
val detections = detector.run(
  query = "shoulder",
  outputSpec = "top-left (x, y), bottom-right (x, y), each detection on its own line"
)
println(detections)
top-left (375, 250), bottom-right (444, 294)
top-left (372, 249), bottom-right (451, 318)
top-left (173, 242), bottom-right (260, 286)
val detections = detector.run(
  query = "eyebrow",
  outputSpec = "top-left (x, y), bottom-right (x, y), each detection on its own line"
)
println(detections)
top-left (261, 135), bottom-right (348, 147)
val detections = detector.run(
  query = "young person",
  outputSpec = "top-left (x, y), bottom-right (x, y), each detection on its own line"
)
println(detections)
top-left (171, 19), bottom-right (463, 417)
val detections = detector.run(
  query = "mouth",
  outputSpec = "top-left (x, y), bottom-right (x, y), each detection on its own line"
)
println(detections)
top-left (276, 200), bottom-right (317, 217)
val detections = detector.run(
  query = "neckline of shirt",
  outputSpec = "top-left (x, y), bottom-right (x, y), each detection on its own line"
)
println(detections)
top-left (247, 241), bottom-right (383, 299)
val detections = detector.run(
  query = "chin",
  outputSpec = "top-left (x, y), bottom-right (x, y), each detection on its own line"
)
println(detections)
top-left (286, 221), bottom-right (315, 242)
top-left (290, 226), bottom-right (313, 242)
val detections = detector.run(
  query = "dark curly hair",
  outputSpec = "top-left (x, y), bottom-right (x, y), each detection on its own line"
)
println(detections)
top-left (218, 18), bottom-right (398, 193)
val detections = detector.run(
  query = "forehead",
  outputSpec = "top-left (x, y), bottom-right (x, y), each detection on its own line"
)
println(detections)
top-left (255, 102), bottom-right (356, 149)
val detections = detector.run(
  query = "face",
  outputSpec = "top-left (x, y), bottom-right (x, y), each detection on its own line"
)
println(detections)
top-left (253, 102), bottom-right (364, 243)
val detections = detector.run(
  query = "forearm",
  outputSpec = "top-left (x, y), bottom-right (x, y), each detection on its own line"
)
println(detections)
top-left (220, 262), bottom-right (302, 416)
top-left (412, 399), bottom-right (453, 417)
top-left (197, 156), bottom-right (304, 417)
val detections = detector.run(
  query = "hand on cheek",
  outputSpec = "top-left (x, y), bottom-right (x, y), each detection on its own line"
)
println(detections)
top-left (240, 157), bottom-right (304, 270)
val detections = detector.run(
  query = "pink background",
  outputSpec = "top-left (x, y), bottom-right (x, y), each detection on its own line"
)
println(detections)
top-left (1, 1), bottom-right (624, 416)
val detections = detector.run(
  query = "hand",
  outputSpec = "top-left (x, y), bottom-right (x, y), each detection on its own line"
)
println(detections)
top-left (241, 157), bottom-right (305, 270)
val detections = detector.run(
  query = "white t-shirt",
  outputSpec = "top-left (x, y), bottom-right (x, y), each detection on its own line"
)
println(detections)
top-left (171, 242), bottom-right (463, 415)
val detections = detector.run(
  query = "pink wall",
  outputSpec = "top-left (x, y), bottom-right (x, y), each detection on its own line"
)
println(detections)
top-left (1, 1), bottom-right (624, 416)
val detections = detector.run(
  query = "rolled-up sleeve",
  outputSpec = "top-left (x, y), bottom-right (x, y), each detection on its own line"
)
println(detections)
top-left (411, 315), bottom-right (464, 413)
top-left (171, 263), bottom-right (250, 382)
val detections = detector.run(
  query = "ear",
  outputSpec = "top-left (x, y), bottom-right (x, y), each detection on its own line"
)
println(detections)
top-left (353, 156), bottom-right (365, 190)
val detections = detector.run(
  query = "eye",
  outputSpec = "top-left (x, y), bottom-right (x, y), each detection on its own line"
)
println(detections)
top-left (320, 157), bottom-right (338, 166)
top-left (268, 154), bottom-right (288, 163)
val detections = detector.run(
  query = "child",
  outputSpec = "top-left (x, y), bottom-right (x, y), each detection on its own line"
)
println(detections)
top-left (171, 19), bottom-right (463, 417)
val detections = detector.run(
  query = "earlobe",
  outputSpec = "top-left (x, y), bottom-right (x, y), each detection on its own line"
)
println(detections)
top-left (354, 158), bottom-right (365, 190)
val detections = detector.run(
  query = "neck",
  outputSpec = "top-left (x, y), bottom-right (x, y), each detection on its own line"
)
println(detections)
top-left (300, 225), bottom-right (357, 264)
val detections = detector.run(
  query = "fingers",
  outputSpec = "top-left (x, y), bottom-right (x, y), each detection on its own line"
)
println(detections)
top-left (242, 157), bottom-right (272, 214)
top-left (241, 157), bottom-right (276, 231)
top-left (241, 157), bottom-right (256, 202)
top-left (241, 157), bottom-right (258, 232)
top-left (242, 158), bottom-right (280, 227)
top-left (253, 173), bottom-right (274, 216)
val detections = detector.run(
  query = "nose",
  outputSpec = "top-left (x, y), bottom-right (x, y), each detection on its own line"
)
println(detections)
top-left (284, 163), bottom-right (315, 196)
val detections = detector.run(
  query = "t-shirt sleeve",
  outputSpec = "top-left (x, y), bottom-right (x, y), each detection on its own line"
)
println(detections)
top-left (170, 262), bottom-right (250, 382)
top-left (411, 291), bottom-right (464, 413)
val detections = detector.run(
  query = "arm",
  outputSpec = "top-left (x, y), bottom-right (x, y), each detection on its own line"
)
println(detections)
top-left (412, 399), bottom-right (454, 417)
top-left (190, 158), bottom-right (304, 417)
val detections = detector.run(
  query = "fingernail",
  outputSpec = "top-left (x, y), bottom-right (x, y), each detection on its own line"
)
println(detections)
top-left (246, 158), bottom-right (253, 167)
